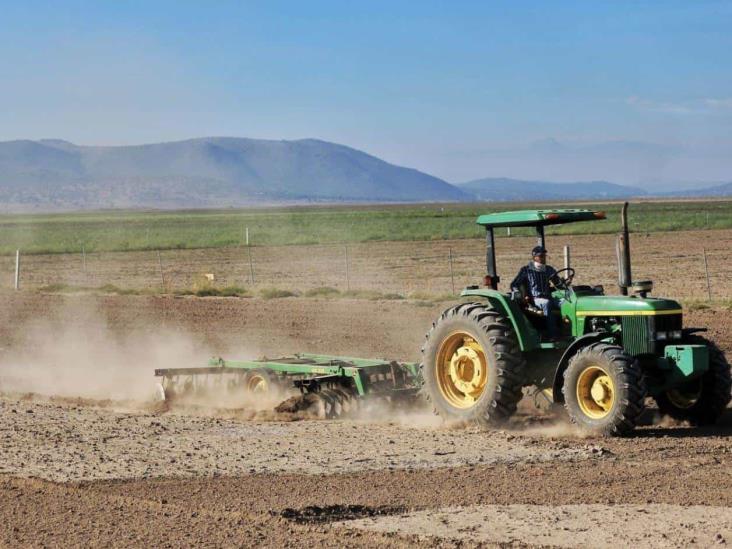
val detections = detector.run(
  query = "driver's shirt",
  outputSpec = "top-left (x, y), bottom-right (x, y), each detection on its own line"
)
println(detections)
top-left (511, 263), bottom-right (557, 299)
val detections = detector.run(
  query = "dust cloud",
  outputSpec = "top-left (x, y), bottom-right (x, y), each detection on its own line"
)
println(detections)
top-left (351, 397), bottom-right (443, 429)
top-left (163, 380), bottom-right (299, 417)
top-left (513, 418), bottom-right (591, 438)
top-left (0, 298), bottom-right (208, 403)
top-left (351, 398), bottom-right (592, 435)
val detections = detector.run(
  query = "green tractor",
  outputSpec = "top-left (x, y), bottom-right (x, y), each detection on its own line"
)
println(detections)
top-left (421, 203), bottom-right (731, 435)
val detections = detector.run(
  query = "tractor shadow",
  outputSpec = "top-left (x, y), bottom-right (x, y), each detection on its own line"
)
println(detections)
top-left (630, 408), bottom-right (732, 439)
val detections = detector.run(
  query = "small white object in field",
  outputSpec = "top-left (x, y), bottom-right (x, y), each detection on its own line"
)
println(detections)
top-left (204, 273), bottom-right (215, 282)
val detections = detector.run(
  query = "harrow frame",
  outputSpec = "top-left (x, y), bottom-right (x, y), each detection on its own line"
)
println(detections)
top-left (154, 353), bottom-right (422, 398)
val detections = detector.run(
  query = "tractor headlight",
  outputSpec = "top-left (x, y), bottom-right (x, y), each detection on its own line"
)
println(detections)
top-left (656, 331), bottom-right (667, 341)
top-left (670, 330), bottom-right (682, 340)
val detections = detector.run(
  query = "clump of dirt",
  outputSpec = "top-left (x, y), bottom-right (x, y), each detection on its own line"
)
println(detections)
top-left (274, 393), bottom-right (323, 416)
top-left (277, 504), bottom-right (408, 524)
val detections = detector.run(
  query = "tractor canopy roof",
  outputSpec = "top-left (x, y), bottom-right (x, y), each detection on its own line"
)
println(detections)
top-left (476, 209), bottom-right (606, 228)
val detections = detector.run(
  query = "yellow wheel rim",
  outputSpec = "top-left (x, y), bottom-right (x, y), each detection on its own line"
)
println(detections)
top-left (576, 365), bottom-right (615, 419)
top-left (436, 331), bottom-right (488, 409)
top-left (247, 374), bottom-right (269, 394)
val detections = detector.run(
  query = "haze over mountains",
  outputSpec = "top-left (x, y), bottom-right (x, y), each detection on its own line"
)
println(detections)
top-left (0, 137), bottom-right (729, 211)
top-left (457, 178), bottom-right (646, 201)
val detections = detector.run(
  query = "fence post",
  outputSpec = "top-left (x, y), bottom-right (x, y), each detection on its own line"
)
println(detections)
top-left (247, 245), bottom-right (255, 284)
top-left (507, 227), bottom-right (511, 237)
top-left (703, 248), bottom-right (712, 302)
top-left (156, 250), bottom-right (166, 291)
top-left (448, 247), bottom-right (455, 294)
top-left (563, 245), bottom-right (571, 270)
top-left (82, 246), bottom-right (87, 279)
top-left (344, 246), bottom-right (351, 291)
top-left (14, 249), bottom-right (20, 290)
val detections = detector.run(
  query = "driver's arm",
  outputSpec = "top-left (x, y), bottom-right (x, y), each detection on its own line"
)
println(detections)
top-left (510, 266), bottom-right (527, 291)
top-left (547, 266), bottom-right (559, 287)
top-left (510, 266), bottom-right (530, 302)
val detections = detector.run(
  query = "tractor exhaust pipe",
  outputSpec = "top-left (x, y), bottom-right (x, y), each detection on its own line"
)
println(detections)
top-left (616, 202), bottom-right (632, 295)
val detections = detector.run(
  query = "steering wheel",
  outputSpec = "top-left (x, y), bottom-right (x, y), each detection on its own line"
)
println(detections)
top-left (551, 267), bottom-right (575, 290)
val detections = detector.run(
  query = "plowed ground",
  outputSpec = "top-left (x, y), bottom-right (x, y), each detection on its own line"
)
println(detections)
top-left (1, 293), bottom-right (731, 547)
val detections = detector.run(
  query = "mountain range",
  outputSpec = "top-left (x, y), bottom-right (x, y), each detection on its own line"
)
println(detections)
top-left (658, 181), bottom-right (732, 197)
top-left (0, 137), bottom-right (729, 211)
top-left (0, 137), bottom-right (469, 210)
top-left (456, 178), bottom-right (647, 201)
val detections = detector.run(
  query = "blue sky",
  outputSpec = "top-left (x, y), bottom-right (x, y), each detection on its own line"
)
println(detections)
top-left (1, 1), bottom-right (730, 187)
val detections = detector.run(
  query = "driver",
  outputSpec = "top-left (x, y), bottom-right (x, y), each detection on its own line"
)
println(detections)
top-left (511, 245), bottom-right (561, 338)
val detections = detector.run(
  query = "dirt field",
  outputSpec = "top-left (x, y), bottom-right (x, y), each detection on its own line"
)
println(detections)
top-left (1, 294), bottom-right (732, 547)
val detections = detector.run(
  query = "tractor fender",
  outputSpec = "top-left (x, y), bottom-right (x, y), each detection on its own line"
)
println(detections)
top-left (551, 332), bottom-right (612, 403)
top-left (460, 289), bottom-right (540, 351)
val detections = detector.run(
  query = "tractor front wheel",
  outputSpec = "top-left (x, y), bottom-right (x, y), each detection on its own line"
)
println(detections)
top-left (654, 337), bottom-right (731, 425)
top-left (421, 302), bottom-right (525, 426)
top-left (563, 343), bottom-right (646, 436)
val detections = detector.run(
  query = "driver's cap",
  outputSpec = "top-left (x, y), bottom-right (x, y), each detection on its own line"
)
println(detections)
top-left (531, 245), bottom-right (547, 256)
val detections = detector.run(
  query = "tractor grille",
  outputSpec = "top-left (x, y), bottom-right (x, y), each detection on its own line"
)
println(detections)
top-left (621, 316), bottom-right (654, 356)
top-left (621, 314), bottom-right (683, 356)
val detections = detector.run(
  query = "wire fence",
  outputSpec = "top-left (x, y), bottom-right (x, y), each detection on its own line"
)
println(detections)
top-left (0, 234), bottom-right (729, 301)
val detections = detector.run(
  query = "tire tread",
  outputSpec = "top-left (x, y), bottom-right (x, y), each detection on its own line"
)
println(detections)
top-left (419, 302), bottom-right (526, 426)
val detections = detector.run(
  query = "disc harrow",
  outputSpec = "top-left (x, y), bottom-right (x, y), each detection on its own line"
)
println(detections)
top-left (154, 353), bottom-right (421, 418)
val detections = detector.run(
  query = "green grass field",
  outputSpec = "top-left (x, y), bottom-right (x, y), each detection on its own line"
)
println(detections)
top-left (0, 200), bottom-right (730, 255)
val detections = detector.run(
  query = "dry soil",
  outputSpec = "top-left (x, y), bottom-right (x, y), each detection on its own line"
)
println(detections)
top-left (1, 293), bottom-right (731, 547)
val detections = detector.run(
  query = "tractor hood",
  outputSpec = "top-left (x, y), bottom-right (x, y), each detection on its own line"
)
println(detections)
top-left (575, 295), bottom-right (682, 317)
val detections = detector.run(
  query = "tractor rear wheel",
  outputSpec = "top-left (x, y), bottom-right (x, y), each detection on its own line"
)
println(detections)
top-left (563, 342), bottom-right (646, 436)
top-left (420, 302), bottom-right (525, 426)
top-left (654, 336), bottom-right (732, 425)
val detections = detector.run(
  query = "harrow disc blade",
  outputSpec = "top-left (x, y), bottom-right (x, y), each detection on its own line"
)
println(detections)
top-left (274, 387), bottom-right (359, 420)
top-left (154, 382), bottom-right (167, 402)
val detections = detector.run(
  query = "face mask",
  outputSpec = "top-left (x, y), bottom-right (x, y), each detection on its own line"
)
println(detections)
top-left (533, 261), bottom-right (546, 271)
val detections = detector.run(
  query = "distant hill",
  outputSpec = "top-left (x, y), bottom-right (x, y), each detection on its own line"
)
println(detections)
top-left (661, 182), bottom-right (732, 198)
top-left (0, 137), bottom-right (470, 210)
top-left (457, 177), bottom-right (647, 201)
